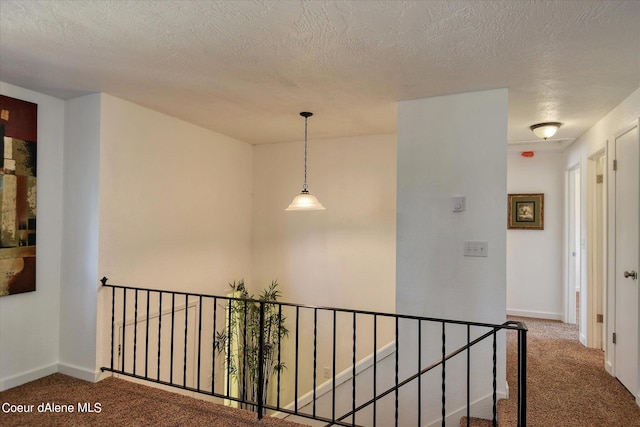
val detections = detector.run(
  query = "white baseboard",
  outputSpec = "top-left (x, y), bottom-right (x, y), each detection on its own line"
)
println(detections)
top-left (605, 360), bottom-right (614, 376)
top-left (0, 363), bottom-right (58, 391)
top-left (425, 389), bottom-right (509, 427)
top-left (57, 362), bottom-right (100, 383)
top-left (506, 309), bottom-right (562, 320)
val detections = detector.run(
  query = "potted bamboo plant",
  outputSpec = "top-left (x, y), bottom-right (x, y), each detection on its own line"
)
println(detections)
top-left (214, 280), bottom-right (288, 413)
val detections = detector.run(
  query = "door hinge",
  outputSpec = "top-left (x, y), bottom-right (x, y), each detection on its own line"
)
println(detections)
top-left (613, 159), bottom-right (617, 171)
top-left (597, 314), bottom-right (603, 323)
top-left (118, 344), bottom-right (121, 357)
top-left (613, 332), bottom-right (617, 344)
top-left (596, 174), bottom-right (603, 184)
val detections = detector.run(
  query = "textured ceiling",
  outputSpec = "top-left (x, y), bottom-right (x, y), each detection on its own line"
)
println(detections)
top-left (1, 0), bottom-right (639, 146)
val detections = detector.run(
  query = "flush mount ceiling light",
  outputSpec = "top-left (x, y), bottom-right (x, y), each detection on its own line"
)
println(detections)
top-left (530, 122), bottom-right (562, 140)
top-left (286, 112), bottom-right (325, 211)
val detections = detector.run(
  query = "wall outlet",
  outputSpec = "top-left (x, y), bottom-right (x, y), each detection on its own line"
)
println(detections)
top-left (323, 367), bottom-right (331, 378)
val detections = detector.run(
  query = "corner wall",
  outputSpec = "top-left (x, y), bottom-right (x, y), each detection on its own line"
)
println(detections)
top-left (0, 82), bottom-right (65, 390)
top-left (96, 94), bottom-right (254, 372)
top-left (59, 93), bottom-right (102, 381)
top-left (251, 133), bottom-right (397, 408)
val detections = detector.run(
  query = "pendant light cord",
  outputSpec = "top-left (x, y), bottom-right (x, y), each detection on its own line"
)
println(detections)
top-left (303, 114), bottom-right (308, 192)
top-left (300, 111), bottom-right (313, 193)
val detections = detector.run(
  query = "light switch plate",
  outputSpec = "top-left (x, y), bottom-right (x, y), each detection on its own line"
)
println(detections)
top-left (464, 241), bottom-right (488, 257)
top-left (452, 196), bottom-right (465, 212)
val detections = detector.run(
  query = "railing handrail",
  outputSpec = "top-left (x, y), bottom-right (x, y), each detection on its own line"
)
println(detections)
top-left (100, 278), bottom-right (527, 427)
top-left (100, 278), bottom-right (527, 332)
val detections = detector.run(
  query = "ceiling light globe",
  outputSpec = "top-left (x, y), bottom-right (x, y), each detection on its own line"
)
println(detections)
top-left (530, 122), bottom-right (562, 140)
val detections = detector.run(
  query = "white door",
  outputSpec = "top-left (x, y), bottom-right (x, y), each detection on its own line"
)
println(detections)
top-left (613, 121), bottom-right (639, 397)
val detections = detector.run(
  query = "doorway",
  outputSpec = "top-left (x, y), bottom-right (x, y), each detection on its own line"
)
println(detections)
top-left (567, 166), bottom-right (581, 328)
top-left (587, 152), bottom-right (606, 350)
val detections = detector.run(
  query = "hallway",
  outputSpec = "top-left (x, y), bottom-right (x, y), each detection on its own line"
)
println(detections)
top-left (499, 317), bottom-right (640, 426)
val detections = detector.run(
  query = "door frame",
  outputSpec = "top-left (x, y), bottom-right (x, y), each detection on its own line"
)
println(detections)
top-left (565, 164), bottom-right (581, 327)
top-left (586, 149), bottom-right (606, 349)
top-left (605, 118), bottom-right (640, 405)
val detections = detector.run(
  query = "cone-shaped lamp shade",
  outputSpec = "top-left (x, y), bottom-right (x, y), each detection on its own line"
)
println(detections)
top-left (286, 190), bottom-right (325, 211)
top-left (530, 122), bottom-right (561, 140)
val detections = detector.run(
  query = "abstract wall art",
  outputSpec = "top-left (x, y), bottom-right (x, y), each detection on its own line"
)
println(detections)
top-left (0, 95), bottom-right (37, 297)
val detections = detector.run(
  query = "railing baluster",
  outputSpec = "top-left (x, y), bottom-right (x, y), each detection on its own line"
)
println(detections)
top-left (257, 301), bottom-right (265, 419)
top-left (183, 295), bottom-right (189, 388)
top-left (295, 306), bottom-right (300, 414)
top-left (242, 299), bottom-right (248, 405)
top-left (441, 321), bottom-right (446, 427)
top-left (197, 295), bottom-right (202, 391)
top-left (157, 291), bottom-right (162, 381)
top-left (212, 296), bottom-right (218, 395)
top-left (277, 304), bottom-right (283, 410)
top-left (373, 314), bottom-right (377, 427)
top-left (418, 320), bottom-right (422, 427)
top-left (145, 290), bottom-right (150, 378)
top-left (226, 297), bottom-right (232, 398)
top-left (518, 327), bottom-right (528, 427)
top-left (493, 330), bottom-right (497, 427)
top-left (122, 288), bottom-right (127, 372)
top-left (332, 309), bottom-right (337, 423)
top-left (352, 312), bottom-right (356, 427)
top-left (110, 285), bottom-right (115, 371)
top-left (395, 317), bottom-right (399, 427)
top-left (133, 289), bottom-right (138, 376)
top-left (466, 325), bottom-right (470, 427)
top-left (313, 308), bottom-right (318, 419)
top-left (170, 292), bottom-right (175, 384)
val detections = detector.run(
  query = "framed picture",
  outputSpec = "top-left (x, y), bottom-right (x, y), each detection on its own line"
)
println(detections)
top-left (508, 193), bottom-right (544, 230)
top-left (0, 95), bottom-right (38, 297)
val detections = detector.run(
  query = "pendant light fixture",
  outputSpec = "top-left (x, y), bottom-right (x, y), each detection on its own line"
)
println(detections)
top-left (530, 122), bottom-right (562, 140)
top-left (286, 112), bottom-right (325, 211)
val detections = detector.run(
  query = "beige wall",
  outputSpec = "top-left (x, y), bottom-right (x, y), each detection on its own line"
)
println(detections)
top-left (98, 94), bottom-right (253, 294)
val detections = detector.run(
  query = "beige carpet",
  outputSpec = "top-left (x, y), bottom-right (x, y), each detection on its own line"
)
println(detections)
top-left (0, 374), bottom-right (309, 427)
top-left (465, 316), bottom-right (640, 427)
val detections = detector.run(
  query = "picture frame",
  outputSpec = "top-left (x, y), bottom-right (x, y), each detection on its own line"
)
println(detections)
top-left (508, 193), bottom-right (544, 230)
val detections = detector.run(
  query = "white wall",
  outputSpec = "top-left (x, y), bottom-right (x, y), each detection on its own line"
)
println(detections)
top-left (506, 151), bottom-right (565, 320)
top-left (251, 133), bottom-right (397, 407)
top-left (252, 134), bottom-right (396, 310)
top-left (396, 89), bottom-right (508, 423)
top-left (0, 82), bottom-right (65, 390)
top-left (96, 94), bottom-right (254, 372)
top-left (396, 89), bottom-right (508, 324)
top-left (59, 93), bottom-right (102, 381)
top-left (97, 94), bottom-right (253, 294)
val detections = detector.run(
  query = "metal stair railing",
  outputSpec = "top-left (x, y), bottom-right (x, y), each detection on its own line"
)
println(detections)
top-left (100, 278), bottom-right (527, 427)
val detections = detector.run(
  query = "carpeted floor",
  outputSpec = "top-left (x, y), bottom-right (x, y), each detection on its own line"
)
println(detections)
top-left (0, 374), bottom-right (309, 427)
top-left (472, 316), bottom-right (640, 427)
top-left (2, 317), bottom-right (639, 426)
